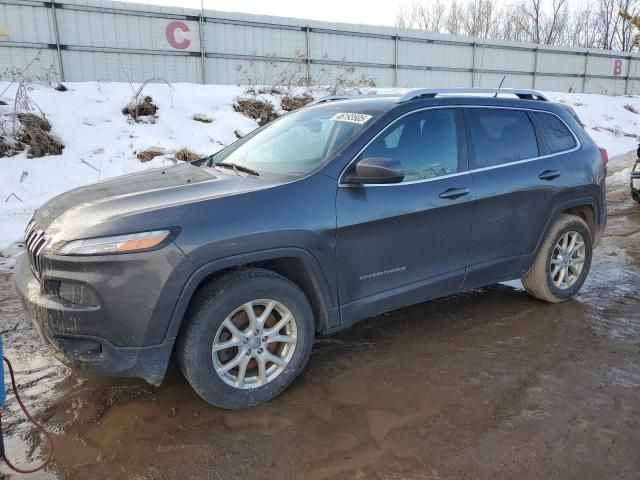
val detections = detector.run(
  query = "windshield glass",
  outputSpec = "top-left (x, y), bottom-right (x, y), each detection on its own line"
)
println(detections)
top-left (209, 106), bottom-right (380, 177)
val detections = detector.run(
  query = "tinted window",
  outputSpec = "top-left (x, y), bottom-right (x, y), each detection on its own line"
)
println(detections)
top-left (534, 112), bottom-right (577, 153)
top-left (467, 109), bottom-right (539, 168)
top-left (360, 109), bottom-right (459, 182)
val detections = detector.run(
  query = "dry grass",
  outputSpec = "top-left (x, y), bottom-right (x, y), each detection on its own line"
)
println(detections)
top-left (18, 113), bottom-right (51, 132)
top-left (0, 137), bottom-right (11, 157)
top-left (174, 147), bottom-right (201, 162)
top-left (16, 113), bottom-right (64, 158)
top-left (123, 96), bottom-right (158, 121)
top-left (624, 104), bottom-right (638, 114)
top-left (137, 147), bottom-right (165, 162)
top-left (281, 94), bottom-right (313, 111)
top-left (234, 99), bottom-right (278, 126)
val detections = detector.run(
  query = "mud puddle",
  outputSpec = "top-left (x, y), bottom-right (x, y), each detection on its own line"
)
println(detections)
top-left (0, 153), bottom-right (638, 479)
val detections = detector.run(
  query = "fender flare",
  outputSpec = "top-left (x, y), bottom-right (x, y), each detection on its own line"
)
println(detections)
top-left (164, 247), bottom-right (339, 341)
top-left (529, 195), bottom-right (602, 270)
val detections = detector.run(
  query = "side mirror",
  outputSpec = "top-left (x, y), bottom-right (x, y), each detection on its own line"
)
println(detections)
top-left (343, 157), bottom-right (404, 185)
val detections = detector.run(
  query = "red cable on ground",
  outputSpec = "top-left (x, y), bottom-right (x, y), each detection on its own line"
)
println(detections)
top-left (1, 356), bottom-right (54, 474)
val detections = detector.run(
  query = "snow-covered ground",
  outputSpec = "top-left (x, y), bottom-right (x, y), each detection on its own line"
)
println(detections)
top-left (0, 82), bottom-right (638, 254)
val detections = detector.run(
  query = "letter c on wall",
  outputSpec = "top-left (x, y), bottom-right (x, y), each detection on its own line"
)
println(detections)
top-left (166, 21), bottom-right (191, 50)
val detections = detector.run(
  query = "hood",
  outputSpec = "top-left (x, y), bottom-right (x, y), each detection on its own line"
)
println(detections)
top-left (32, 163), bottom-right (276, 245)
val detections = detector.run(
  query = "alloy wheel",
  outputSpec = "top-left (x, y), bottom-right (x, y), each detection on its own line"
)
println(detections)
top-left (549, 230), bottom-right (586, 290)
top-left (212, 299), bottom-right (298, 389)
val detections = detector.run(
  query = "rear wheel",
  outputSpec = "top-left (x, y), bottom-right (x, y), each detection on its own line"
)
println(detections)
top-left (521, 214), bottom-right (593, 303)
top-left (177, 268), bottom-right (315, 409)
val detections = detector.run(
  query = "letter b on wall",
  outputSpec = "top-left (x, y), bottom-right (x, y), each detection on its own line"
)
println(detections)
top-left (613, 59), bottom-right (623, 76)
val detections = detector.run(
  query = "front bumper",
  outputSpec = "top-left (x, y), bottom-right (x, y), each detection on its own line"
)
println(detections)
top-left (13, 245), bottom-right (193, 385)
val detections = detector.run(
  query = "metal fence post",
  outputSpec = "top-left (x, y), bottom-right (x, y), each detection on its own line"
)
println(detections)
top-left (532, 47), bottom-right (539, 89)
top-left (199, 10), bottom-right (206, 84)
top-left (471, 42), bottom-right (477, 87)
top-left (393, 35), bottom-right (398, 88)
top-left (49, 1), bottom-right (65, 82)
top-left (625, 54), bottom-right (632, 95)
top-left (582, 51), bottom-right (589, 93)
top-left (305, 26), bottom-right (311, 85)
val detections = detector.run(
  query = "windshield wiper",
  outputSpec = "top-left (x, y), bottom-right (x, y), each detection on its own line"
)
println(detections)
top-left (214, 162), bottom-right (260, 177)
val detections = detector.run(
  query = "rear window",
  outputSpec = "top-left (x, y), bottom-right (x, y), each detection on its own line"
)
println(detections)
top-left (533, 112), bottom-right (577, 153)
top-left (467, 108), bottom-right (539, 168)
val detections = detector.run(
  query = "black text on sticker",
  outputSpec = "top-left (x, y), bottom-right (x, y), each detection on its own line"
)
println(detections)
top-left (330, 113), bottom-right (373, 124)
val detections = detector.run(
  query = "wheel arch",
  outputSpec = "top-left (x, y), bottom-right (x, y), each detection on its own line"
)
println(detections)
top-left (165, 248), bottom-right (339, 343)
top-left (528, 196), bottom-right (600, 273)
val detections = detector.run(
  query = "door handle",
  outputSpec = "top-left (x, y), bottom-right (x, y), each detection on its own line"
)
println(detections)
top-left (439, 187), bottom-right (470, 200)
top-left (538, 169), bottom-right (561, 181)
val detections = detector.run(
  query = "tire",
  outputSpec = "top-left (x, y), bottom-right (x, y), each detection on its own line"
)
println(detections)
top-left (632, 189), bottom-right (640, 204)
top-left (176, 268), bottom-right (315, 409)
top-left (521, 214), bottom-right (593, 303)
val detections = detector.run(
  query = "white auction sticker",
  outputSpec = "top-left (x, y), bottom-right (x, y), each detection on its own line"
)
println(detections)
top-left (330, 112), bottom-right (373, 124)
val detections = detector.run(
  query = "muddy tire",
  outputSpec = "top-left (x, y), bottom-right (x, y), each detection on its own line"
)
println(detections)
top-left (522, 214), bottom-right (593, 303)
top-left (632, 189), bottom-right (640, 204)
top-left (176, 268), bottom-right (314, 410)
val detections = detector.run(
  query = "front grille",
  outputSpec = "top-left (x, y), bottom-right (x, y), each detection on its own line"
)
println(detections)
top-left (24, 218), bottom-right (51, 280)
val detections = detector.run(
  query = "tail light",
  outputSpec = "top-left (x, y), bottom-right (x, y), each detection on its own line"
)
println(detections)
top-left (599, 147), bottom-right (608, 165)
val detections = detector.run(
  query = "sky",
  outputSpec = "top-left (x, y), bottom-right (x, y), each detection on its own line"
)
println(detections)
top-left (114, 0), bottom-right (401, 26)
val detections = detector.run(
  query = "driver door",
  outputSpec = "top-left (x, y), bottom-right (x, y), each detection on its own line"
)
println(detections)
top-left (335, 108), bottom-right (476, 321)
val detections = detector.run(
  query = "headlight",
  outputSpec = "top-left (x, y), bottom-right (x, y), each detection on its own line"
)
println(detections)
top-left (58, 230), bottom-right (171, 256)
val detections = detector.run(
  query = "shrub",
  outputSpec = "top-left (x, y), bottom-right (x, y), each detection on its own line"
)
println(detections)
top-left (122, 77), bottom-right (172, 123)
top-left (15, 113), bottom-right (63, 158)
top-left (234, 99), bottom-right (278, 126)
top-left (174, 147), bottom-right (201, 162)
top-left (137, 148), bottom-right (165, 162)
top-left (281, 94), bottom-right (313, 111)
top-left (123, 96), bottom-right (158, 121)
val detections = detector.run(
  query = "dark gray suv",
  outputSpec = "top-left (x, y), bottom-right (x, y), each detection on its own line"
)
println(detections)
top-left (15, 88), bottom-right (607, 409)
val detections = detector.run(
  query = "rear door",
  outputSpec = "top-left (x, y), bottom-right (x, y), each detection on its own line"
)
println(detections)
top-left (462, 107), bottom-right (566, 287)
top-left (336, 108), bottom-right (476, 321)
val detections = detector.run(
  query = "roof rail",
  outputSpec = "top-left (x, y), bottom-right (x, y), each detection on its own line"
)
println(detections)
top-left (307, 96), bottom-right (352, 106)
top-left (307, 93), bottom-right (399, 107)
top-left (397, 88), bottom-right (549, 102)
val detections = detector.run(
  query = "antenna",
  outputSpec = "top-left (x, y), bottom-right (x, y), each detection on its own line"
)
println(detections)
top-left (494, 75), bottom-right (506, 97)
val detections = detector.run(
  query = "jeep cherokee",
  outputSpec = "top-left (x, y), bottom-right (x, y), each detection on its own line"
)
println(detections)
top-left (14, 88), bottom-right (607, 409)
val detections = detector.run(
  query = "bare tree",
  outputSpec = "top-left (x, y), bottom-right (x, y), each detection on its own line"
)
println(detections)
top-left (393, 0), bottom-right (640, 52)
top-left (506, 0), bottom-right (569, 45)
top-left (445, 0), bottom-right (464, 35)
top-left (617, 0), bottom-right (640, 51)
top-left (395, 0), bottom-right (447, 31)
top-left (463, 0), bottom-right (495, 38)
top-left (595, 0), bottom-right (622, 49)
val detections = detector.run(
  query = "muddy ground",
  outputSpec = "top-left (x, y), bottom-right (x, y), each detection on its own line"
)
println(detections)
top-left (0, 154), bottom-right (638, 480)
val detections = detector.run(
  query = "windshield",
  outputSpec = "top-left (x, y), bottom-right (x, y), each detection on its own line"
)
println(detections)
top-left (208, 107), bottom-right (380, 177)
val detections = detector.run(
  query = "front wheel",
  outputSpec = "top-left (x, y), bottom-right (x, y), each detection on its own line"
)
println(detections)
top-left (521, 214), bottom-right (593, 303)
top-left (177, 268), bottom-right (315, 409)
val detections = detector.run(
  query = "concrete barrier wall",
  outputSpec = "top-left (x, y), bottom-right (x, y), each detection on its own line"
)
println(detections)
top-left (1, 0), bottom-right (639, 94)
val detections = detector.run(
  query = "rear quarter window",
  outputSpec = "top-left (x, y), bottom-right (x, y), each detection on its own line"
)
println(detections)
top-left (467, 108), bottom-right (539, 169)
top-left (533, 111), bottom-right (577, 153)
